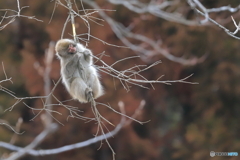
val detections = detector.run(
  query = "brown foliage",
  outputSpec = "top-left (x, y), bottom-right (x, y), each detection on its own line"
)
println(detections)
top-left (0, 0), bottom-right (240, 160)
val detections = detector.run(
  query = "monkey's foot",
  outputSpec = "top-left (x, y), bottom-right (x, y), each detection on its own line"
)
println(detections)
top-left (85, 87), bottom-right (93, 102)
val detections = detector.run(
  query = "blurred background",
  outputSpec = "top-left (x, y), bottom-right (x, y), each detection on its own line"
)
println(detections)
top-left (0, 0), bottom-right (240, 160)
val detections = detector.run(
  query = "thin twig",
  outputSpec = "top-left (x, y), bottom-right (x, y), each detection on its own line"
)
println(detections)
top-left (66, 0), bottom-right (78, 42)
top-left (0, 121), bottom-right (24, 135)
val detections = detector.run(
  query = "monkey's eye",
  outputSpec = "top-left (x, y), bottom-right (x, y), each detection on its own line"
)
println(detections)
top-left (69, 44), bottom-right (76, 47)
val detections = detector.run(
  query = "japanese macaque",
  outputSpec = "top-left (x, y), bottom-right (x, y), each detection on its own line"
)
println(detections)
top-left (55, 39), bottom-right (103, 103)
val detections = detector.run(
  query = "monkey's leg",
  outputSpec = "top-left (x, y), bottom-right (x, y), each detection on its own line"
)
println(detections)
top-left (70, 78), bottom-right (90, 103)
top-left (90, 76), bottom-right (104, 99)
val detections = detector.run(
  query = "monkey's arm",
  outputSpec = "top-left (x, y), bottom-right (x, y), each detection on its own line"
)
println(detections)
top-left (65, 56), bottom-right (81, 79)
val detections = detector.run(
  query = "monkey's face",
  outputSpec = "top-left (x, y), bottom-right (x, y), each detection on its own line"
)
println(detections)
top-left (68, 44), bottom-right (77, 54)
top-left (55, 39), bottom-right (77, 58)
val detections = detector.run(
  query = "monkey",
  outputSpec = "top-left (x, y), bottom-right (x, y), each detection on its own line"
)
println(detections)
top-left (55, 39), bottom-right (104, 103)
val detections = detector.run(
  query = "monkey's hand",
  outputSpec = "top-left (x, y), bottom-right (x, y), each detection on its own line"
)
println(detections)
top-left (83, 49), bottom-right (92, 63)
top-left (85, 87), bottom-right (93, 102)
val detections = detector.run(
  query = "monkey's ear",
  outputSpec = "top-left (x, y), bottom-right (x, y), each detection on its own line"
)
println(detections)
top-left (56, 52), bottom-right (62, 58)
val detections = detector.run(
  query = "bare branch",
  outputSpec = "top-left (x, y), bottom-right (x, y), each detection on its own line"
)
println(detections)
top-left (108, 0), bottom-right (200, 25)
top-left (94, 55), bottom-right (198, 91)
top-left (4, 123), bottom-right (58, 160)
top-left (0, 100), bottom-right (145, 157)
top-left (231, 16), bottom-right (240, 35)
top-left (0, 119), bottom-right (24, 135)
top-left (195, 9), bottom-right (240, 40)
top-left (187, 0), bottom-right (240, 39)
top-left (9, 118), bottom-right (24, 144)
top-left (0, 0), bottom-right (43, 30)
top-left (66, 0), bottom-right (78, 42)
top-left (82, 0), bottom-right (204, 65)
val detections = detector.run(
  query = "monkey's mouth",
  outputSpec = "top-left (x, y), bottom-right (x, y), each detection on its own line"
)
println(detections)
top-left (68, 52), bottom-right (75, 55)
